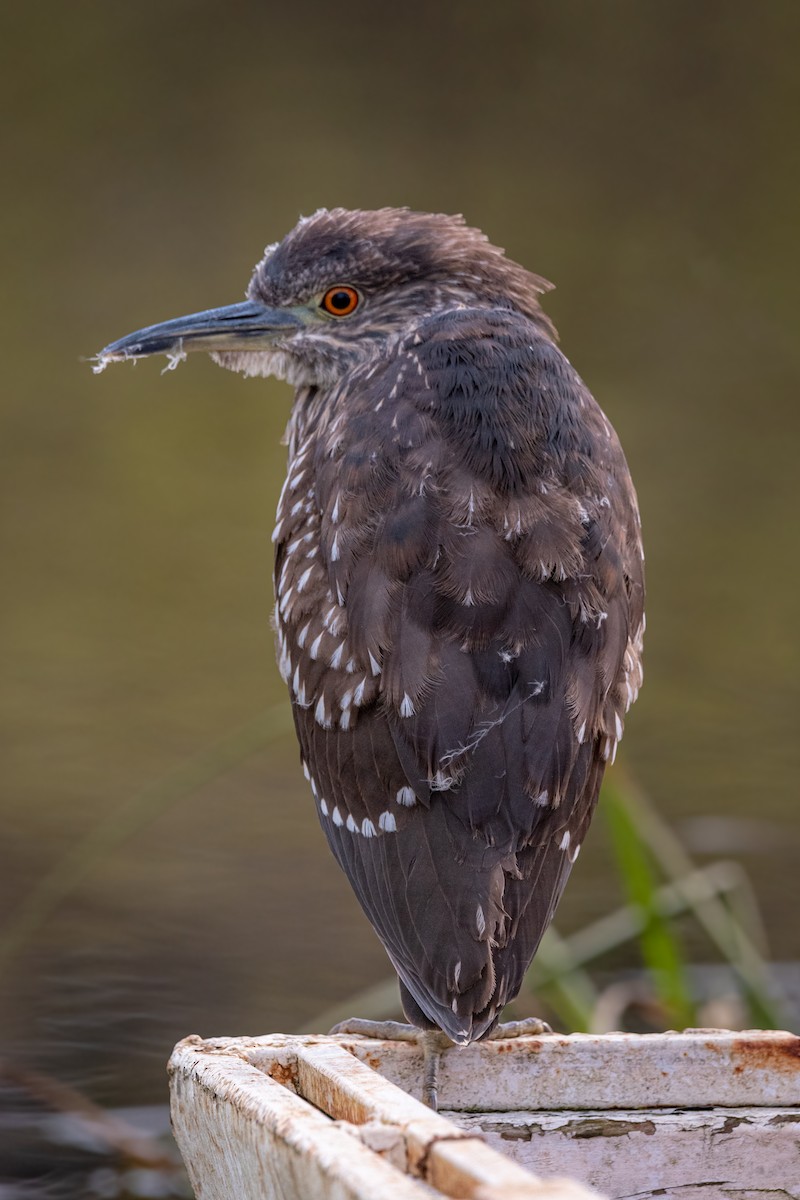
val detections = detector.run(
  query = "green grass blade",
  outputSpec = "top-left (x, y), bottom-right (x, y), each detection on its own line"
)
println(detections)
top-left (608, 772), bottom-right (786, 1028)
top-left (604, 779), bottom-right (696, 1026)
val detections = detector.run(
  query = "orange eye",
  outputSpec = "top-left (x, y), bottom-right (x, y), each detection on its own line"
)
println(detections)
top-left (321, 285), bottom-right (360, 316)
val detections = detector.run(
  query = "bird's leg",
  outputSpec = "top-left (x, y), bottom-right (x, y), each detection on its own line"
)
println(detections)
top-left (328, 1019), bottom-right (453, 1110)
top-left (419, 1030), bottom-right (452, 1110)
top-left (486, 1017), bottom-right (553, 1039)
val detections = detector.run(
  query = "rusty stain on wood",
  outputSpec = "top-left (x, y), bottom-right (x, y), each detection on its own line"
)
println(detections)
top-left (731, 1032), bottom-right (800, 1074)
top-left (268, 1060), bottom-right (297, 1090)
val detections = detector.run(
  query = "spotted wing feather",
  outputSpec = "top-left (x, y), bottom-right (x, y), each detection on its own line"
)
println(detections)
top-left (274, 307), bottom-right (644, 1042)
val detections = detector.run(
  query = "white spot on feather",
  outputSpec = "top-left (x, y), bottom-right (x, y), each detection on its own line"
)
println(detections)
top-left (332, 806), bottom-right (343, 827)
top-left (476, 905), bottom-right (486, 937)
top-left (378, 810), bottom-right (397, 832)
top-left (330, 642), bottom-right (345, 670)
top-left (315, 697), bottom-right (331, 729)
top-left (346, 814), bottom-right (358, 833)
top-left (309, 632), bottom-right (324, 660)
top-left (560, 830), bottom-right (571, 851)
top-left (292, 666), bottom-right (308, 707)
top-left (328, 610), bottom-right (346, 637)
top-left (400, 693), bottom-right (415, 718)
top-left (396, 786), bottom-right (416, 807)
top-left (361, 818), bottom-right (376, 838)
top-left (319, 798), bottom-right (328, 817)
top-left (368, 650), bottom-right (382, 677)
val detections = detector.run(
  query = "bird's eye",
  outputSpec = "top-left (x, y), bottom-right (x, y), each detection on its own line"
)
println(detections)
top-left (321, 286), bottom-right (360, 317)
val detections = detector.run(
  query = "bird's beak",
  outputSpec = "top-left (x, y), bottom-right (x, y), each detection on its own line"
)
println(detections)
top-left (92, 300), bottom-right (305, 373)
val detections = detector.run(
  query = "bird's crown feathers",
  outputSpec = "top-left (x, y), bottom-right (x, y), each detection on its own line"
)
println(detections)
top-left (249, 207), bottom-right (555, 335)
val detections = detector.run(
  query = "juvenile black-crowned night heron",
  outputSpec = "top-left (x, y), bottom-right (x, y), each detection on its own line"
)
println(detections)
top-left (96, 208), bottom-right (644, 1107)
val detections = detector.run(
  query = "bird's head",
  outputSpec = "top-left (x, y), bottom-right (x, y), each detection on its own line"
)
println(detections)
top-left (94, 207), bottom-right (554, 387)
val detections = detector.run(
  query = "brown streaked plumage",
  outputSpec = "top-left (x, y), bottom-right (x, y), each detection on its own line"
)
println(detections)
top-left (95, 207), bottom-right (644, 1048)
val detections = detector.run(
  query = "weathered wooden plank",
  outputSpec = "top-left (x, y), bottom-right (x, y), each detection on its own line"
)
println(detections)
top-left (169, 1038), bottom-right (433, 1200)
top-left (169, 1034), bottom-right (601, 1200)
top-left (337, 1029), bottom-right (800, 1111)
top-left (453, 1107), bottom-right (800, 1200)
top-left (296, 1039), bottom-right (600, 1198)
top-left (168, 1031), bottom-right (800, 1199)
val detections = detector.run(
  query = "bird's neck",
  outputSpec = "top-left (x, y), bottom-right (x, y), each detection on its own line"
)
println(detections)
top-left (284, 384), bottom-right (327, 458)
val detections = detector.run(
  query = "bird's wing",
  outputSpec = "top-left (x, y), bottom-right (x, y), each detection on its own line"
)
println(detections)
top-left (274, 307), bottom-right (644, 1041)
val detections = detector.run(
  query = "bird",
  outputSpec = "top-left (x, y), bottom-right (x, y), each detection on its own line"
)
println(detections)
top-left (95, 207), bottom-right (644, 1106)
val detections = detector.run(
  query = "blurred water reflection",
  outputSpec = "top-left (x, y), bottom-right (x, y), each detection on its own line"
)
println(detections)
top-left (1, 3), bottom-right (798, 1175)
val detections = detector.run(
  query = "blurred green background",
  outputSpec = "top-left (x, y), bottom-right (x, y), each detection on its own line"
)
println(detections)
top-left (1, 0), bottom-right (798, 1148)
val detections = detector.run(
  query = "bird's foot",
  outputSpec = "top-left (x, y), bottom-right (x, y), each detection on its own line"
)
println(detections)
top-left (486, 1016), bottom-right (553, 1039)
top-left (328, 1017), bottom-right (422, 1042)
top-left (328, 1019), bottom-right (452, 1110)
